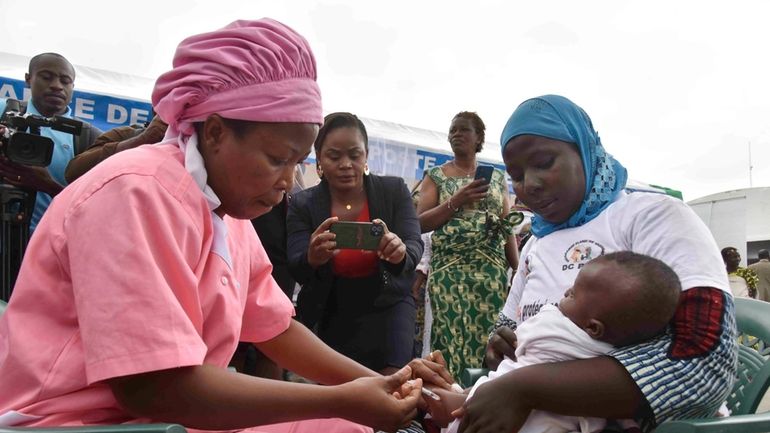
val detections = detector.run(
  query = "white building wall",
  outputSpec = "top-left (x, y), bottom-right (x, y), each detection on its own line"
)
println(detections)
top-left (688, 187), bottom-right (770, 266)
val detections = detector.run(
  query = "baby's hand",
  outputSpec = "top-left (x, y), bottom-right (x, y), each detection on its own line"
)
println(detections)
top-left (424, 387), bottom-right (467, 428)
top-left (484, 326), bottom-right (517, 370)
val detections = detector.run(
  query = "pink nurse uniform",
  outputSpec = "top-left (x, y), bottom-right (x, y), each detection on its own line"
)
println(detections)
top-left (0, 143), bottom-right (369, 433)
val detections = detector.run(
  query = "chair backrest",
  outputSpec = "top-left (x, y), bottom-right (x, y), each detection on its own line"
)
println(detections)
top-left (726, 297), bottom-right (770, 415)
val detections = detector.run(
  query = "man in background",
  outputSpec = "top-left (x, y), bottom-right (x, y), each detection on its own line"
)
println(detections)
top-left (749, 249), bottom-right (770, 302)
top-left (0, 53), bottom-right (101, 231)
top-left (0, 53), bottom-right (100, 297)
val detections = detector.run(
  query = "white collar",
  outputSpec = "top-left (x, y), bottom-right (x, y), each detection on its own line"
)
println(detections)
top-left (166, 129), bottom-right (231, 268)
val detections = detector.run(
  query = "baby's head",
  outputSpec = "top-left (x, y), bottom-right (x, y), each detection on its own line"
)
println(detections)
top-left (558, 251), bottom-right (681, 347)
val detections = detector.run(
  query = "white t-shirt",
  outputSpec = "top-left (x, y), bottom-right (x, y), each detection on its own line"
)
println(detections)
top-left (728, 274), bottom-right (750, 298)
top-left (503, 191), bottom-right (730, 326)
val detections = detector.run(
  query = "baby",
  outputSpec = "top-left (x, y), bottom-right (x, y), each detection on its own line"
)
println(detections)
top-left (432, 251), bottom-right (682, 433)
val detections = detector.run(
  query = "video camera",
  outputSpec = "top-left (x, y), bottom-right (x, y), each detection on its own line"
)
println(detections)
top-left (0, 104), bottom-right (82, 167)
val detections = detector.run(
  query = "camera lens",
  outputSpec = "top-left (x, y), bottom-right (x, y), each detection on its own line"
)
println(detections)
top-left (7, 133), bottom-right (54, 166)
top-left (371, 224), bottom-right (384, 237)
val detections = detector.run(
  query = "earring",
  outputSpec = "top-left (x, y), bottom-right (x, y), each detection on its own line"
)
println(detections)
top-left (364, 163), bottom-right (370, 176)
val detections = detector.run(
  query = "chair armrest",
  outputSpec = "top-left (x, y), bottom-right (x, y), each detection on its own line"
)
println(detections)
top-left (654, 412), bottom-right (770, 433)
top-left (0, 424), bottom-right (187, 433)
top-left (461, 368), bottom-right (489, 388)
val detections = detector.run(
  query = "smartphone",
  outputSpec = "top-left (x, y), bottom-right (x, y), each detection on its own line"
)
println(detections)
top-left (330, 221), bottom-right (384, 250)
top-left (474, 165), bottom-right (494, 185)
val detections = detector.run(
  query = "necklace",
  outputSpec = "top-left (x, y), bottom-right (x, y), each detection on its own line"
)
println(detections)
top-left (340, 189), bottom-right (365, 212)
top-left (451, 160), bottom-right (476, 177)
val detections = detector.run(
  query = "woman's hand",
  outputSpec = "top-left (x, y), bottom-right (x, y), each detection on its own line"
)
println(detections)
top-left (452, 179), bottom-right (489, 209)
top-left (373, 219), bottom-right (406, 264)
top-left (307, 217), bottom-right (338, 269)
top-left (339, 366), bottom-right (421, 432)
top-left (484, 326), bottom-right (517, 371)
top-left (408, 350), bottom-right (456, 391)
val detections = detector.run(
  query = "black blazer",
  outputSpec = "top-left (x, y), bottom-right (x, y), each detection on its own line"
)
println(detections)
top-left (287, 174), bottom-right (423, 328)
top-left (251, 198), bottom-right (295, 299)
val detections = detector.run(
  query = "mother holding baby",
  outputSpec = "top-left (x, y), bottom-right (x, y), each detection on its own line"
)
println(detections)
top-left (462, 95), bottom-right (738, 433)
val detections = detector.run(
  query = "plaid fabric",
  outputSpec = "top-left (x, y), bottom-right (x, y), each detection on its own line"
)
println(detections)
top-left (670, 288), bottom-right (725, 359)
top-left (610, 288), bottom-right (737, 432)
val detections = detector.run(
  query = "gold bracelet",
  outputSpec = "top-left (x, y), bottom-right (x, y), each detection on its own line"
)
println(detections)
top-left (447, 197), bottom-right (460, 212)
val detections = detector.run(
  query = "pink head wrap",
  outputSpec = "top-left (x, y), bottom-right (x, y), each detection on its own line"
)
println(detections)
top-left (152, 18), bottom-right (323, 138)
top-left (149, 19), bottom-right (322, 224)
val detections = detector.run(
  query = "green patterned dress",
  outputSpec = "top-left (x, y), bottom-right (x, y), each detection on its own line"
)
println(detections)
top-left (427, 165), bottom-right (521, 378)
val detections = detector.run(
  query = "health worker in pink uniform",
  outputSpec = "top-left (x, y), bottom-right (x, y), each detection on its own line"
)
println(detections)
top-left (0, 18), bottom-right (450, 433)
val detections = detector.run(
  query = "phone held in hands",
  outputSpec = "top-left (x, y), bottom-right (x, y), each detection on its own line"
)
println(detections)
top-left (330, 221), bottom-right (384, 250)
top-left (474, 165), bottom-right (494, 185)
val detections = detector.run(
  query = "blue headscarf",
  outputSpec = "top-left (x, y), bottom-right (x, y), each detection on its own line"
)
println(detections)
top-left (500, 95), bottom-right (627, 238)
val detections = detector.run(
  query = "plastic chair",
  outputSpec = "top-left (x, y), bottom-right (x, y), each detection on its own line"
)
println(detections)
top-left (654, 297), bottom-right (770, 432)
top-left (0, 300), bottom-right (188, 433)
top-left (460, 367), bottom-right (488, 389)
top-left (462, 297), bottom-right (770, 432)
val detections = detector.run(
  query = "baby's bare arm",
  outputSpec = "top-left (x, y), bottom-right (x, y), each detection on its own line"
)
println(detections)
top-left (424, 387), bottom-right (468, 427)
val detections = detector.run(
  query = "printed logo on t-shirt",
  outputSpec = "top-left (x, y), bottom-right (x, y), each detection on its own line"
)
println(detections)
top-left (562, 240), bottom-right (605, 271)
top-left (517, 298), bottom-right (559, 322)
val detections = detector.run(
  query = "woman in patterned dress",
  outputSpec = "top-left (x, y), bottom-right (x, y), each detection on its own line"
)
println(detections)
top-left (416, 111), bottom-right (520, 378)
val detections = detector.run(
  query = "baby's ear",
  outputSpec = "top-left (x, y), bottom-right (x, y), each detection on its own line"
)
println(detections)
top-left (585, 319), bottom-right (605, 340)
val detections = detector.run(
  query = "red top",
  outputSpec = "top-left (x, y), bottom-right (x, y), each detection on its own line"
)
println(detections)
top-left (332, 201), bottom-right (379, 278)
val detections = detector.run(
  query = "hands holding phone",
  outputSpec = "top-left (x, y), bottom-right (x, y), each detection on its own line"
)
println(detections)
top-left (307, 217), bottom-right (406, 268)
top-left (307, 217), bottom-right (339, 269)
top-left (451, 179), bottom-right (489, 210)
top-left (447, 165), bottom-right (494, 212)
top-left (372, 218), bottom-right (406, 265)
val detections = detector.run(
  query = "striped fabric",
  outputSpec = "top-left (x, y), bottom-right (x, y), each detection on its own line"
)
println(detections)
top-left (388, 419), bottom-right (427, 433)
top-left (611, 289), bottom-right (738, 432)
